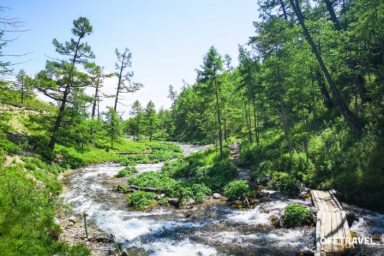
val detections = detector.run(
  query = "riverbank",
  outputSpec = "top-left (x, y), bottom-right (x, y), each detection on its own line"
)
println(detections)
top-left (60, 143), bottom-right (316, 255)
top-left (59, 142), bottom-right (384, 256)
top-left (58, 143), bottom-right (209, 255)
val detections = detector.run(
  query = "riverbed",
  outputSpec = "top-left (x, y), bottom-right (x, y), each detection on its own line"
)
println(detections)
top-left (61, 144), bottom-right (384, 256)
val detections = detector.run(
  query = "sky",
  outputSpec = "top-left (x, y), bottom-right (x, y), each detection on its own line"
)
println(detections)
top-left (2, 0), bottom-right (260, 115)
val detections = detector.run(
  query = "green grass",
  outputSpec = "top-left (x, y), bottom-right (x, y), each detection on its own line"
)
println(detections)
top-left (162, 146), bottom-right (237, 191)
top-left (55, 140), bottom-right (182, 168)
top-left (0, 167), bottom-right (90, 256)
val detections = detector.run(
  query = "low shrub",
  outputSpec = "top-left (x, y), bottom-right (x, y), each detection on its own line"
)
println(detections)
top-left (282, 203), bottom-right (312, 228)
top-left (191, 183), bottom-right (211, 203)
top-left (223, 180), bottom-right (250, 201)
top-left (126, 191), bottom-right (157, 210)
top-left (0, 167), bottom-right (89, 255)
top-left (269, 172), bottom-right (300, 196)
top-left (128, 171), bottom-right (177, 190)
top-left (116, 166), bottom-right (137, 177)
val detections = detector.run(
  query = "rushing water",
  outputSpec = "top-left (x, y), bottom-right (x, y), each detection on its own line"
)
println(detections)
top-left (62, 144), bottom-right (384, 256)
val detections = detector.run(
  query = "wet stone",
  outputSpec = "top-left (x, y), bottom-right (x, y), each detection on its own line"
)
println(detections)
top-left (213, 193), bottom-right (221, 199)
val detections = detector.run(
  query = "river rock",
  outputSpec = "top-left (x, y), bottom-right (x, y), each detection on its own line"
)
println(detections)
top-left (346, 210), bottom-right (357, 226)
top-left (156, 193), bottom-right (165, 200)
top-left (68, 216), bottom-right (76, 224)
top-left (93, 236), bottom-right (113, 243)
top-left (213, 193), bottom-right (221, 199)
top-left (185, 198), bottom-right (196, 206)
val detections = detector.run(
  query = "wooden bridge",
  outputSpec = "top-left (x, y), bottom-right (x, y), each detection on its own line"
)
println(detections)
top-left (310, 190), bottom-right (354, 256)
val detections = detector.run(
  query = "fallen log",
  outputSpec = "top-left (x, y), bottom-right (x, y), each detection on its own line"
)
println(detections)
top-left (127, 185), bottom-right (166, 194)
top-left (116, 150), bottom-right (152, 155)
top-left (115, 185), bottom-right (166, 194)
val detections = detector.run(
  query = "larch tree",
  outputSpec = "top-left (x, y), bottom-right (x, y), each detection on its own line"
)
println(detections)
top-left (105, 107), bottom-right (121, 148)
top-left (238, 46), bottom-right (262, 145)
top-left (37, 17), bottom-right (94, 151)
top-left (113, 48), bottom-right (143, 112)
top-left (197, 46), bottom-right (224, 160)
top-left (15, 69), bottom-right (32, 103)
top-left (144, 101), bottom-right (157, 142)
top-left (85, 62), bottom-right (111, 119)
top-left (288, 0), bottom-right (363, 134)
top-left (129, 100), bottom-right (144, 141)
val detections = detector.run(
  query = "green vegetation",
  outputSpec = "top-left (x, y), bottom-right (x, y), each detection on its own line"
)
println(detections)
top-left (1, 0), bottom-right (384, 253)
top-left (0, 167), bottom-right (90, 256)
top-left (127, 191), bottom-right (157, 210)
top-left (162, 147), bottom-right (237, 191)
top-left (224, 180), bottom-right (251, 201)
top-left (282, 203), bottom-right (313, 228)
top-left (117, 142), bottom-right (182, 165)
top-left (116, 166), bottom-right (137, 177)
top-left (147, 0), bottom-right (384, 211)
top-left (125, 170), bottom-right (212, 209)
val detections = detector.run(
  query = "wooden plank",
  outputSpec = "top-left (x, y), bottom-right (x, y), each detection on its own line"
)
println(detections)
top-left (315, 210), bottom-right (322, 256)
top-left (311, 190), bottom-right (353, 255)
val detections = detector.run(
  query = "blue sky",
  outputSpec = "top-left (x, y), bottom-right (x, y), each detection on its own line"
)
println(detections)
top-left (2, 0), bottom-right (259, 113)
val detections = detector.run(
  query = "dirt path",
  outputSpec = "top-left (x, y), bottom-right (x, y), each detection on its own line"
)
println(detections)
top-left (229, 142), bottom-right (251, 180)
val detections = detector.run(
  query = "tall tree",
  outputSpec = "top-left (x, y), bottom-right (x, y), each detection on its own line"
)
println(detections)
top-left (288, 0), bottom-right (363, 134)
top-left (14, 69), bottom-right (32, 103)
top-left (168, 84), bottom-right (178, 108)
top-left (197, 46), bottom-right (224, 160)
top-left (129, 100), bottom-right (144, 141)
top-left (238, 46), bottom-right (262, 144)
top-left (114, 48), bottom-right (142, 112)
top-left (105, 107), bottom-right (121, 148)
top-left (38, 17), bottom-right (94, 151)
top-left (85, 63), bottom-right (111, 119)
top-left (144, 101), bottom-right (157, 142)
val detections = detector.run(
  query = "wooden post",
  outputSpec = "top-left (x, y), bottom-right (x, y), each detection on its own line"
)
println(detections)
top-left (83, 212), bottom-right (88, 239)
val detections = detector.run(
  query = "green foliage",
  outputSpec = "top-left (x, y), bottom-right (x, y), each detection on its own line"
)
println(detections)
top-left (127, 171), bottom-right (212, 204)
top-left (116, 166), bottom-right (137, 177)
top-left (269, 172), bottom-right (300, 196)
top-left (56, 147), bottom-right (85, 169)
top-left (0, 167), bottom-right (89, 255)
top-left (117, 141), bottom-right (182, 165)
top-left (126, 191), bottom-right (157, 210)
top-left (163, 147), bottom-right (237, 191)
top-left (129, 171), bottom-right (177, 189)
top-left (191, 183), bottom-right (211, 203)
top-left (223, 180), bottom-right (251, 201)
top-left (105, 107), bottom-right (121, 148)
top-left (282, 203), bottom-right (312, 228)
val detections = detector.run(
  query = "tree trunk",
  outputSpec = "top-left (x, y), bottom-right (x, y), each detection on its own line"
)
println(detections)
top-left (48, 87), bottom-right (70, 150)
top-left (243, 99), bottom-right (253, 143)
top-left (252, 97), bottom-right (259, 146)
top-left (280, 103), bottom-right (293, 159)
top-left (223, 117), bottom-right (228, 142)
top-left (49, 37), bottom-right (82, 150)
top-left (316, 70), bottom-right (334, 109)
top-left (323, 0), bottom-right (343, 30)
top-left (323, 0), bottom-right (369, 104)
top-left (21, 82), bottom-right (24, 103)
top-left (114, 54), bottom-right (126, 112)
top-left (214, 84), bottom-right (223, 160)
top-left (279, 0), bottom-right (288, 20)
top-left (91, 76), bottom-right (100, 119)
top-left (289, 0), bottom-right (363, 134)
